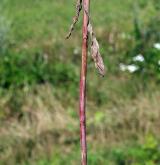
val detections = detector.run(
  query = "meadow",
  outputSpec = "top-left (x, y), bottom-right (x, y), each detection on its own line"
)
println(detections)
top-left (0, 0), bottom-right (160, 164)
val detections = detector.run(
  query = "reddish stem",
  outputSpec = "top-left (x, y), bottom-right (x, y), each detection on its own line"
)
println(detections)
top-left (79, 0), bottom-right (89, 165)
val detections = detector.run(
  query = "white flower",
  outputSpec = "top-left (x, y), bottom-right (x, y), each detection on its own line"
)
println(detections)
top-left (73, 47), bottom-right (79, 55)
top-left (127, 64), bottom-right (139, 73)
top-left (154, 43), bottom-right (160, 50)
top-left (158, 60), bottom-right (160, 65)
top-left (119, 63), bottom-right (127, 71)
top-left (133, 54), bottom-right (144, 62)
top-left (119, 64), bottom-right (138, 73)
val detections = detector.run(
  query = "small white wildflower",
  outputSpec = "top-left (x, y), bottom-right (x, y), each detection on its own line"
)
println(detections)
top-left (133, 54), bottom-right (144, 62)
top-left (154, 43), bottom-right (160, 50)
top-left (127, 64), bottom-right (139, 73)
top-left (119, 63), bottom-right (128, 71)
top-left (73, 47), bottom-right (79, 55)
top-left (158, 60), bottom-right (160, 65)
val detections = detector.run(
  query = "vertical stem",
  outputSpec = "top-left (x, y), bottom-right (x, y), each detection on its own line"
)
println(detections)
top-left (79, 0), bottom-right (89, 165)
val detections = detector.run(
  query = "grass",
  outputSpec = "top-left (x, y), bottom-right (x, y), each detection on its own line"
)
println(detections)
top-left (0, 0), bottom-right (160, 164)
top-left (0, 83), bottom-right (160, 165)
top-left (1, 0), bottom-right (156, 49)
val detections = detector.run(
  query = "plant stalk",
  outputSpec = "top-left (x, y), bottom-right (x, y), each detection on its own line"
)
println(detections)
top-left (79, 0), bottom-right (90, 164)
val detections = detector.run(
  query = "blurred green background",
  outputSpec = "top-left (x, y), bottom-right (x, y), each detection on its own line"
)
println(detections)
top-left (0, 0), bottom-right (160, 164)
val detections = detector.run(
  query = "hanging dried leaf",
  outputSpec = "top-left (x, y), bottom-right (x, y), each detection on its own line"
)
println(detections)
top-left (88, 23), bottom-right (105, 76)
top-left (66, 0), bottom-right (82, 39)
top-left (66, 1), bottom-right (105, 76)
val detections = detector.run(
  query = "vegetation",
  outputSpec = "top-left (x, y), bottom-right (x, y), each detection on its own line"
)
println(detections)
top-left (0, 0), bottom-right (160, 164)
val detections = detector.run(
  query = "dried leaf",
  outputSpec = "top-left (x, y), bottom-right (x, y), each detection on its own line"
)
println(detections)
top-left (66, 2), bottom-right (105, 76)
top-left (88, 23), bottom-right (105, 76)
top-left (66, 0), bottom-right (82, 39)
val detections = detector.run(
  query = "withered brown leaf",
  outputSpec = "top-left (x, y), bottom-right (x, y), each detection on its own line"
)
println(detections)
top-left (66, 2), bottom-right (105, 76)
top-left (88, 23), bottom-right (105, 76)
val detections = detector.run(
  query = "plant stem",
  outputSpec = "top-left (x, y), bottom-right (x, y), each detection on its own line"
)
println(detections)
top-left (79, 0), bottom-right (89, 164)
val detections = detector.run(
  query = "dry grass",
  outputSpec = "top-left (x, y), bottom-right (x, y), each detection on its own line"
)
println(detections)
top-left (0, 84), bottom-right (160, 164)
top-left (87, 91), bottom-right (160, 146)
top-left (0, 84), bottom-right (77, 164)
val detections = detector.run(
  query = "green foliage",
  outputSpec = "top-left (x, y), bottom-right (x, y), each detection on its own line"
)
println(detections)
top-left (122, 14), bottom-right (160, 81)
top-left (0, 51), bottom-right (78, 90)
top-left (138, 48), bottom-right (160, 80)
top-left (7, 137), bottom-right (160, 165)
top-left (110, 135), bottom-right (160, 165)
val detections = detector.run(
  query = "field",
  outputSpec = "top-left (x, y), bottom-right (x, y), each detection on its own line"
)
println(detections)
top-left (0, 0), bottom-right (160, 164)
